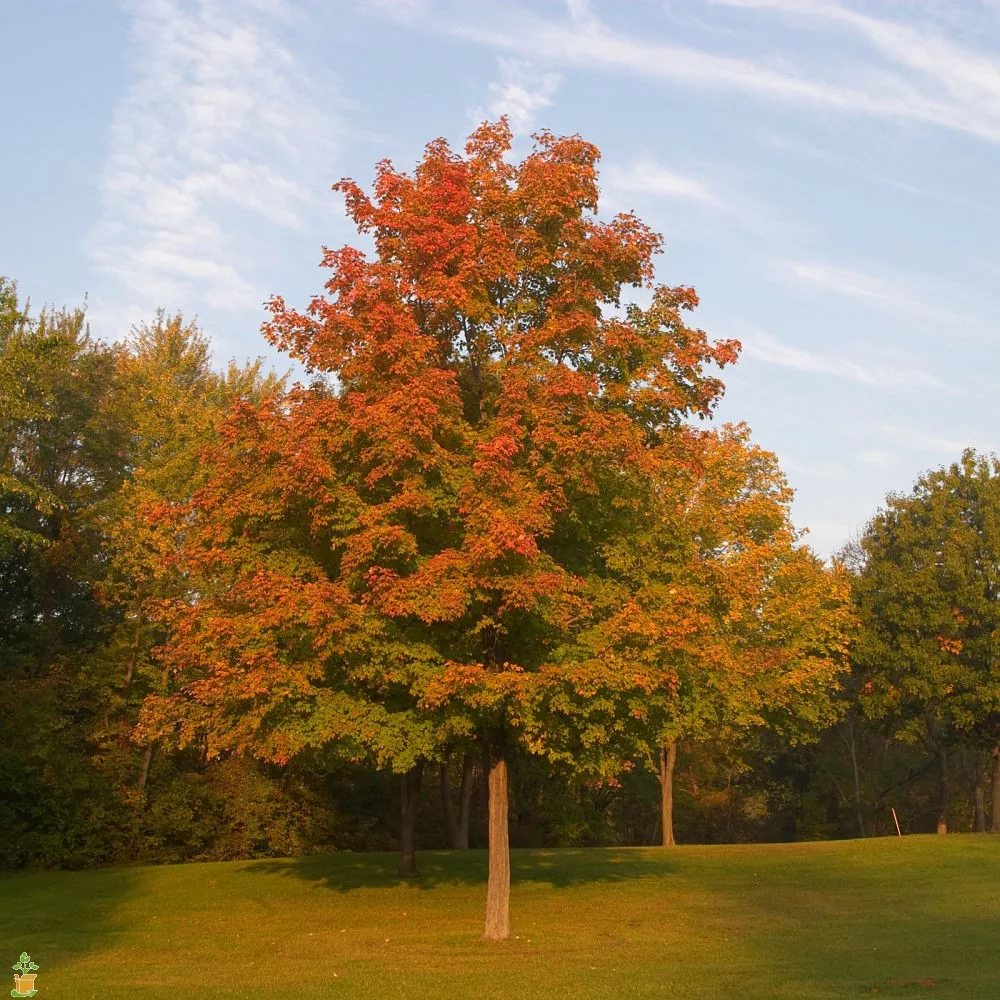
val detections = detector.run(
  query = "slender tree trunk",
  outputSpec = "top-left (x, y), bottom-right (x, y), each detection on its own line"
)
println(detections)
top-left (975, 784), bottom-right (987, 833)
top-left (440, 754), bottom-right (476, 849)
top-left (399, 761), bottom-right (423, 878)
top-left (456, 754), bottom-right (475, 849)
top-left (137, 744), bottom-right (153, 794)
top-left (936, 745), bottom-right (950, 835)
top-left (991, 745), bottom-right (1000, 834)
top-left (659, 741), bottom-right (677, 847)
top-left (124, 614), bottom-right (143, 687)
top-left (844, 714), bottom-right (867, 838)
top-left (440, 758), bottom-right (458, 847)
top-left (649, 809), bottom-right (661, 847)
top-left (483, 736), bottom-right (510, 941)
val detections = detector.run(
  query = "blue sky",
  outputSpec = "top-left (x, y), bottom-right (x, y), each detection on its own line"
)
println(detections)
top-left (4, 0), bottom-right (998, 558)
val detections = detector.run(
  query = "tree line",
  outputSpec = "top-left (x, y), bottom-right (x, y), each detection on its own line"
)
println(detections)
top-left (2, 122), bottom-right (997, 938)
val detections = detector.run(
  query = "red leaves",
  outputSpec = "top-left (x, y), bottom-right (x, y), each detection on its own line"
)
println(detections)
top-left (712, 338), bottom-right (742, 368)
top-left (142, 120), bottom-right (774, 770)
top-left (421, 660), bottom-right (526, 711)
top-left (475, 432), bottom-right (521, 467)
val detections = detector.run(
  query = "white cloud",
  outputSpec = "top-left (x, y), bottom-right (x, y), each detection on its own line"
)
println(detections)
top-left (709, 0), bottom-right (1000, 141)
top-left (741, 328), bottom-right (949, 390)
top-left (564, 0), bottom-right (599, 29)
top-left (603, 159), bottom-right (719, 206)
top-left (472, 58), bottom-right (562, 134)
top-left (781, 259), bottom-right (931, 316)
top-left (87, 0), bottom-right (342, 332)
top-left (777, 258), bottom-right (984, 339)
top-left (449, 2), bottom-right (1000, 145)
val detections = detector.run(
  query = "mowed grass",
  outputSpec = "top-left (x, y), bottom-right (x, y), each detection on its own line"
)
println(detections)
top-left (2, 837), bottom-right (999, 999)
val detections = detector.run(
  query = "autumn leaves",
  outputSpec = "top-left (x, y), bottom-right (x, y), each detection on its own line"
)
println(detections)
top-left (138, 121), bottom-right (852, 938)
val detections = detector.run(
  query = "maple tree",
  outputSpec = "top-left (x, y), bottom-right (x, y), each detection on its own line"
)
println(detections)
top-left (135, 119), bottom-right (774, 937)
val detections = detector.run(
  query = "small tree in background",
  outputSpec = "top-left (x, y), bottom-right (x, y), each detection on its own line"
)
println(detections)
top-left (539, 424), bottom-right (851, 846)
top-left (855, 450), bottom-right (1000, 833)
top-left (95, 315), bottom-right (282, 806)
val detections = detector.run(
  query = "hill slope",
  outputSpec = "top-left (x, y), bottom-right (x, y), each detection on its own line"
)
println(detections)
top-left (2, 836), bottom-right (999, 999)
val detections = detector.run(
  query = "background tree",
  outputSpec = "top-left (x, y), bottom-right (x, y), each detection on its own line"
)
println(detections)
top-left (541, 424), bottom-right (851, 847)
top-left (94, 315), bottom-right (283, 819)
top-left (0, 278), bottom-right (128, 864)
top-left (854, 450), bottom-right (1000, 834)
top-left (0, 283), bottom-right (313, 867)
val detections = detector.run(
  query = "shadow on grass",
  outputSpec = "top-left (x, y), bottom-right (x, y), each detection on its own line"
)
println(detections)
top-left (244, 846), bottom-right (676, 893)
top-left (0, 863), bottom-right (137, 980)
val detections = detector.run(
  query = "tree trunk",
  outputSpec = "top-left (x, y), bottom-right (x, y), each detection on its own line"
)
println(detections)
top-left (844, 714), bottom-right (867, 838)
top-left (440, 759), bottom-right (457, 846)
top-left (398, 761), bottom-right (423, 878)
top-left (659, 741), bottom-right (677, 847)
top-left (137, 744), bottom-right (153, 793)
top-left (124, 613), bottom-right (143, 687)
top-left (936, 745), bottom-right (950, 835)
top-left (974, 783), bottom-right (987, 833)
top-left (440, 754), bottom-right (476, 849)
top-left (483, 737), bottom-right (510, 941)
top-left (991, 745), bottom-right (1000, 834)
top-left (456, 754), bottom-right (475, 849)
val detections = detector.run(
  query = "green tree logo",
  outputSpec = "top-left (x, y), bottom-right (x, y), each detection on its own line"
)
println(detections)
top-left (11, 953), bottom-right (38, 997)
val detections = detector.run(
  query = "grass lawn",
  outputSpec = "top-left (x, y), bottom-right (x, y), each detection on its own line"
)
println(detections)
top-left (1, 836), bottom-right (999, 999)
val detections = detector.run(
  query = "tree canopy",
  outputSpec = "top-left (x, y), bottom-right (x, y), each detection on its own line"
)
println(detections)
top-left (132, 122), bottom-right (853, 937)
top-left (854, 450), bottom-right (1000, 832)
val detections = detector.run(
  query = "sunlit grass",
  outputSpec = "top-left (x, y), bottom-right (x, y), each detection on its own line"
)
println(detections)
top-left (2, 836), bottom-right (998, 999)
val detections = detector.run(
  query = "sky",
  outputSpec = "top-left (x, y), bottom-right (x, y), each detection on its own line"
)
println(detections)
top-left (3, 0), bottom-right (998, 558)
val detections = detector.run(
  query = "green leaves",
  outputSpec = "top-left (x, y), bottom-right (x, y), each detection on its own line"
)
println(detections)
top-left (854, 449), bottom-right (1000, 745)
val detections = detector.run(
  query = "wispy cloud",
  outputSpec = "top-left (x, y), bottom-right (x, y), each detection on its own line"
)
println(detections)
top-left (776, 257), bottom-right (989, 342)
top-left (471, 58), bottom-right (562, 134)
top-left (602, 158), bottom-right (719, 206)
top-left (741, 328), bottom-right (949, 390)
top-left (87, 0), bottom-right (342, 331)
top-left (709, 0), bottom-right (1000, 141)
top-left (780, 259), bottom-right (935, 317)
top-left (442, 1), bottom-right (1000, 145)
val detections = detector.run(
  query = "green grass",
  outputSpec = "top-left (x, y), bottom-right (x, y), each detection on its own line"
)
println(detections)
top-left (2, 836), bottom-right (999, 999)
